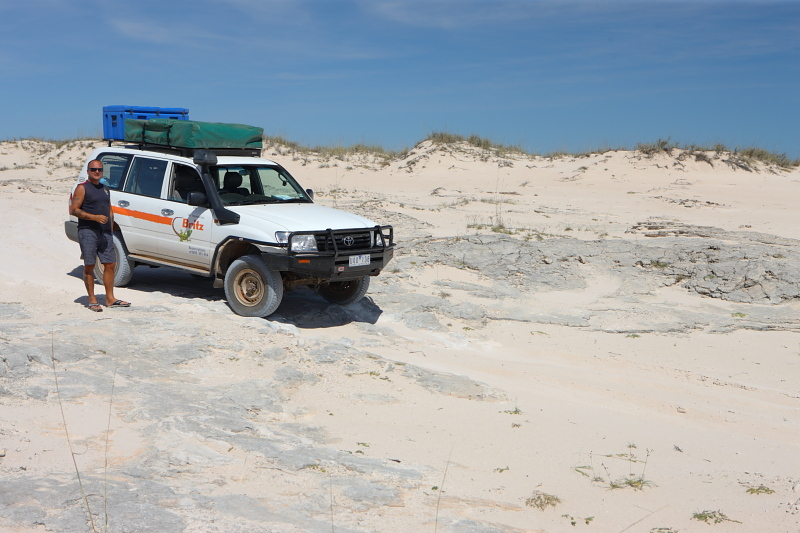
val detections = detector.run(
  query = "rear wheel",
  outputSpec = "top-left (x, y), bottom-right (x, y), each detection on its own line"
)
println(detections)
top-left (224, 254), bottom-right (284, 317)
top-left (93, 233), bottom-right (133, 287)
top-left (318, 276), bottom-right (370, 305)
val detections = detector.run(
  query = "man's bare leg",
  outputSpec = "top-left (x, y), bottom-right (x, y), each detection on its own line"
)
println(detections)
top-left (101, 263), bottom-right (130, 306)
top-left (102, 262), bottom-right (117, 305)
top-left (83, 264), bottom-right (103, 311)
top-left (84, 264), bottom-right (98, 304)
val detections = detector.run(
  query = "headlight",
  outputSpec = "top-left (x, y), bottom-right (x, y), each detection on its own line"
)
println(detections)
top-left (374, 231), bottom-right (384, 247)
top-left (293, 234), bottom-right (318, 252)
top-left (275, 232), bottom-right (317, 251)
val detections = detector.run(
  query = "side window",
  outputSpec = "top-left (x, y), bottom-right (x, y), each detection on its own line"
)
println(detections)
top-left (96, 153), bottom-right (133, 190)
top-left (257, 167), bottom-right (301, 199)
top-left (168, 163), bottom-right (205, 203)
top-left (258, 167), bottom-right (282, 195)
top-left (123, 157), bottom-right (168, 198)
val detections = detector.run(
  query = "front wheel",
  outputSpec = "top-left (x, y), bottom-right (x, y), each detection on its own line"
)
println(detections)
top-left (224, 254), bottom-right (284, 317)
top-left (318, 276), bottom-right (370, 305)
top-left (93, 233), bottom-right (134, 287)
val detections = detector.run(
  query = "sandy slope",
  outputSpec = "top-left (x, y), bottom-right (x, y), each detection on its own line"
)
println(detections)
top-left (1, 138), bottom-right (799, 533)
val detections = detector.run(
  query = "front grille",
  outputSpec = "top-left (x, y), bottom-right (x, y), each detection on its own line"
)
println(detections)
top-left (315, 231), bottom-right (372, 252)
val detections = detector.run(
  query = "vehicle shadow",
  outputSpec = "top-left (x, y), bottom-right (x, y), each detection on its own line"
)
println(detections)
top-left (67, 265), bottom-right (383, 328)
top-left (271, 289), bottom-right (383, 328)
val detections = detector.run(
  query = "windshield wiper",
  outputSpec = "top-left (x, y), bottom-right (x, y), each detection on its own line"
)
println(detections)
top-left (277, 198), bottom-right (311, 203)
top-left (223, 199), bottom-right (259, 206)
top-left (224, 197), bottom-right (309, 206)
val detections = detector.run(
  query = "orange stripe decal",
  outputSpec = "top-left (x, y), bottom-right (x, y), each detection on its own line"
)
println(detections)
top-left (113, 206), bottom-right (173, 225)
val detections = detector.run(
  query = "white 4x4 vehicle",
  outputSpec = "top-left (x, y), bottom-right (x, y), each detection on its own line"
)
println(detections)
top-left (65, 145), bottom-right (394, 317)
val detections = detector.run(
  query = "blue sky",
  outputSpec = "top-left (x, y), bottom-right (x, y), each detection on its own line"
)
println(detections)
top-left (1, 0), bottom-right (798, 156)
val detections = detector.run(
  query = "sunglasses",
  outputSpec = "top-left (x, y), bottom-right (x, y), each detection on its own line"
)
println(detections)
top-left (88, 168), bottom-right (103, 172)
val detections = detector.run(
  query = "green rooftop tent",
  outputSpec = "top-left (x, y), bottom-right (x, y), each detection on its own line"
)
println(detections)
top-left (124, 118), bottom-right (263, 150)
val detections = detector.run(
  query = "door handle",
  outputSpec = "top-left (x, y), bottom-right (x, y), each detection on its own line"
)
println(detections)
top-left (117, 200), bottom-right (130, 207)
top-left (161, 209), bottom-right (174, 216)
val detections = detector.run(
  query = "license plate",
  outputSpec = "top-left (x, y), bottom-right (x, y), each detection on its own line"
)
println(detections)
top-left (349, 254), bottom-right (370, 267)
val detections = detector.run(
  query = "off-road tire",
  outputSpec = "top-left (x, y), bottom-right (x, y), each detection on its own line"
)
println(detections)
top-left (318, 276), bottom-right (370, 305)
top-left (93, 232), bottom-right (134, 287)
top-left (224, 254), bottom-right (284, 317)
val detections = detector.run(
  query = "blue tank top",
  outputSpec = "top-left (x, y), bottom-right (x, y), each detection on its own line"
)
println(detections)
top-left (77, 181), bottom-right (112, 231)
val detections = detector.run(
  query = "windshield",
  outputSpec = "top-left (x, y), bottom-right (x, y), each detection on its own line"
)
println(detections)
top-left (209, 164), bottom-right (311, 206)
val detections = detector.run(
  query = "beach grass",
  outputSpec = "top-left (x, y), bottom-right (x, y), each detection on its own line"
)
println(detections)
top-left (1, 135), bottom-right (100, 149)
top-left (273, 132), bottom-right (799, 168)
top-left (5, 132), bottom-right (798, 168)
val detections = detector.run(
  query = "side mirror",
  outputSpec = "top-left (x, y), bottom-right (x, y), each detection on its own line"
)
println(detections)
top-left (305, 188), bottom-right (315, 200)
top-left (187, 191), bottom-right (208, 206)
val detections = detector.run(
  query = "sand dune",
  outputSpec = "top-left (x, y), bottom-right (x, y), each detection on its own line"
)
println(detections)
top-left (1, 138), bottom-right (799, 532)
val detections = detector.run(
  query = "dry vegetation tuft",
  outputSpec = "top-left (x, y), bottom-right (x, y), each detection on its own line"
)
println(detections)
top-left (5, 132), bottom-right (798, 169)
top-left (635, 137), bottom-right (798, 168)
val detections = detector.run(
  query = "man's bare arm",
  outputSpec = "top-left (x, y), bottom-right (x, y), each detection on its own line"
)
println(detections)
top-left (69, 183), bottom-right (88, 219)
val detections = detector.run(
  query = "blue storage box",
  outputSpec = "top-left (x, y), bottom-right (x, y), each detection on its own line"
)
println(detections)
top-left (103, 105), bottom-right (189, 140)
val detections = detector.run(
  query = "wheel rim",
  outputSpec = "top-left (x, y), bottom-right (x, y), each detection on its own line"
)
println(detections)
top-left (233, 268), bottom-right (264, 307)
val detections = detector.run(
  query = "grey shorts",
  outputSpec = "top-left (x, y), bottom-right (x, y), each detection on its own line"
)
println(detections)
top-left (78, 228), bottom-right (116, 266)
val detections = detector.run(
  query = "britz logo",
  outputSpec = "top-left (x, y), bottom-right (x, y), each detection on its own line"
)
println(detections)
top-left (171, 217), bottom-right (204, 242)
top-left (181, 219), bottom-right (204, 230)
top-left (171, 217), bottom-right (204, 232)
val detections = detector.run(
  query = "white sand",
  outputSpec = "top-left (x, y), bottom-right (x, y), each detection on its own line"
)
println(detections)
top-left (1, 138), bottom-right (799, 532)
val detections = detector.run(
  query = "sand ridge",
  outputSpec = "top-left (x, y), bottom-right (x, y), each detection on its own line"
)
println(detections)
top-left (0, 138), bottom-right (799, 532)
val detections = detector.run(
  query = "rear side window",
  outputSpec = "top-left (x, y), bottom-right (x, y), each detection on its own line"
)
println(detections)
top-left (96, 153), bottom-right (133, 190)
top-left (124, 157), bottom-right (168, 198)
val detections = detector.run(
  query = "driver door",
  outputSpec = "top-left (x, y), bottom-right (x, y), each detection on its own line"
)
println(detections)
top-left (157, 163), bottom-right (214, 268)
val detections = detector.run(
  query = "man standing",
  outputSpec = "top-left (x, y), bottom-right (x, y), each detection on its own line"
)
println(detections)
top-left (69, 160), bottom-right (131, 311)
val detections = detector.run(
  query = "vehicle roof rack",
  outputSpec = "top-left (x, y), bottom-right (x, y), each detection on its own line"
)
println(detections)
top-left (105, 140), bottom-right (261, 158)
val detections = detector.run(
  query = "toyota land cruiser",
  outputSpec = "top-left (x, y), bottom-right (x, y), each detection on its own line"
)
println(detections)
top-left (65, 136), bottom-right (394, 317)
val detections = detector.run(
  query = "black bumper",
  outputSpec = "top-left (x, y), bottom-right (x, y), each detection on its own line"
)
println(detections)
top-left (261, 246), bottom-right (394, 279)
top-left (260, 225), bottom-right (395, 280)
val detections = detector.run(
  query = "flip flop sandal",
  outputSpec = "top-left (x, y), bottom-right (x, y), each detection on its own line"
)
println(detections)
top-left (109, 300), bottom-right (131, 308)
top-left (87, 303), bottom-right (103, 312)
